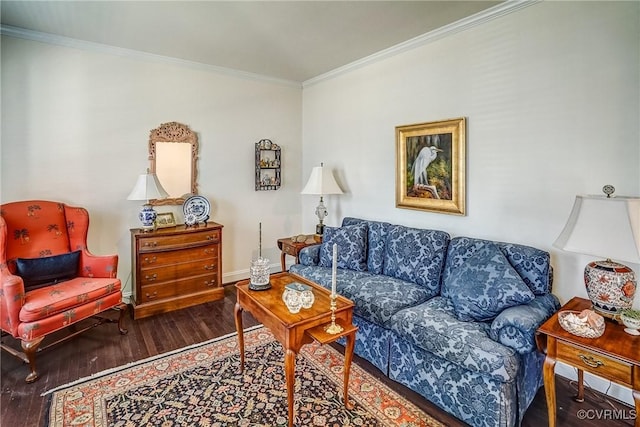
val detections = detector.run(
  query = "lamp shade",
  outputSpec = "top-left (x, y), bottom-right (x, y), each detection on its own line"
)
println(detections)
top-left (301, 165), bottom-right (343, 195)
top-left (553, 195), bottom-right (640, 264)
top-left (127, 172), bottom-right (170, 201)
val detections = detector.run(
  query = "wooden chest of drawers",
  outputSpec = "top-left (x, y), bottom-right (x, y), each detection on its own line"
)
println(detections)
top-left (130, 222), bottom-right (224, 319)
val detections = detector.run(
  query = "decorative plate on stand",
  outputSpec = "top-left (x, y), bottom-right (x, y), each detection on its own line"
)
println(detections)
top-left (183, 195), bottom-right (210, 226)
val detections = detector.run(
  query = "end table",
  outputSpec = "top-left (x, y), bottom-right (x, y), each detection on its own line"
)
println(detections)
top-left (277, 236), bottom-right (321, 272)
top-left (536, 296), bottom-right (639, 427)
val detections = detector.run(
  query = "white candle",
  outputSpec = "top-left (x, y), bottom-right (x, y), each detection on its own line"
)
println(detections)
top-left (331, 243), bottom-right (337, 297)
top-left (259, 222), bottom-right (262, 258)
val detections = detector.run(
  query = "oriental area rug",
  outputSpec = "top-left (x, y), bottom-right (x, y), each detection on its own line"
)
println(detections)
top-left (44, 326), bottom-right (443, 427)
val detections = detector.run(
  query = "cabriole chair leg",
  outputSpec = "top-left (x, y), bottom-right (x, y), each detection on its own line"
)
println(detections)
top-left (117, 302), bottom-right (129, 335)
top-left (21, 336), bottom-right (45, 383)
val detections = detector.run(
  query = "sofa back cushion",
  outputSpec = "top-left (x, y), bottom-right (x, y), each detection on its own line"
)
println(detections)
top-left (382, 224), bottom-right (450, 295)
top-left (445, 243), bottom-right (536, 321)
top-left (319, 223), bottom-right (368, 271)
top-left (342, 217), bottom-right (391, 274)
top-left (1, 201), bottom-right (71, 273)
top-left (442, 237), bottom-right (552, 298)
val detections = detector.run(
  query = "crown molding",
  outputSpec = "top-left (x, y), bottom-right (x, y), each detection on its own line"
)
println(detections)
top-left (1, 1), bottom-right (537, 89)
top-left (303, 0), bottom-right (540, 88)
top-left (0, 24), bottom-right (302, 88)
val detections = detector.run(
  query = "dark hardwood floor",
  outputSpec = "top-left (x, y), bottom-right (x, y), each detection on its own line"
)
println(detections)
top-left (1, 284), bottom-right (634, 426)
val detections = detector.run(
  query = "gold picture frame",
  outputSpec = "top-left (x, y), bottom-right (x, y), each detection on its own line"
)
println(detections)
top-left (396, 117), bottom-right (466, 215)
top-left (155, 212), bottom-right (177, 229)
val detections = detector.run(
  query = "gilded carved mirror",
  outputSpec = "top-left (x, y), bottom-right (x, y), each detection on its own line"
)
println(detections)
top-left (149, 122), bottom-right (199, 206)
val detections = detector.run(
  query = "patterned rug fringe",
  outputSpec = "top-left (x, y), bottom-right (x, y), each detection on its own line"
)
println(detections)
top-left (40, 324), bottom-right (264, 397)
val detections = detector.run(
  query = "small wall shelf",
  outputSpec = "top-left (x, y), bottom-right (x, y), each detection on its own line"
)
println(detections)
top-left (255, 139), bottom-right (281, 191)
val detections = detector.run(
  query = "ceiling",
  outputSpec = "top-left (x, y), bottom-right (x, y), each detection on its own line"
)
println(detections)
top-left (1, 1), bottom-right (501, 83)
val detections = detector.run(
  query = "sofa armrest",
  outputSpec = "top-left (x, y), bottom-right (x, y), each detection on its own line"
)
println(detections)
top-left (489, 293), bottom-right (560, 354)
top-left (79, 250), bottom-right (119, 278)
top-left (298, 245), bottom-right (321, 266)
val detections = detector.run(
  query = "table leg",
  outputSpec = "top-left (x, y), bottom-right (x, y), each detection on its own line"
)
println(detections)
top-left (285, 348), bottom-right (296, 427)
top-left (633, 388), bottom-right (639, 427)
top-left (343, 330), bottom-right (356, 410)
top-left (234, 302), bottom-right (245, 372)
top-left (543, 355), bottom-right (557, 427)
top-left (574, 369), bottom-right (584, 402)
top-left (280, 251), bottom-right (286, 272)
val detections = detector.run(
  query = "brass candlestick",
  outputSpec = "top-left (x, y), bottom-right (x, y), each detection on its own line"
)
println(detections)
top-left (325, 294), bottom-right (343, 335)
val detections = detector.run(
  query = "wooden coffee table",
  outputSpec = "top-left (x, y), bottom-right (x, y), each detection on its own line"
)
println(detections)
top-left (234, 272), bottom-right (357, 427)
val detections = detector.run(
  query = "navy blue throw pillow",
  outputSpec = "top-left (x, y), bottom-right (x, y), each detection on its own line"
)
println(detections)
top-left (16, 250), bottom-right (81, 291)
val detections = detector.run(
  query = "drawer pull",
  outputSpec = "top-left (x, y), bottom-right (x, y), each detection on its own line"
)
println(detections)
top-left (204, 264), bottom-right (216, 271)
top-left (579, 354), bottom-right (604, 368)
top-left (145, 273), bottom-right (158, 282)
top-left (143, 241), bottom-right (158, 248)
top-left (205, 279), bottom-right (217, 287)
top-left (206, 235), bottom-right (215, 241)
top-left (143, 256), bottom-right (157, 264)
top-left (204, 248), bottom-right (214, 255)
top-left (145, 291), bottom-right (158, 300)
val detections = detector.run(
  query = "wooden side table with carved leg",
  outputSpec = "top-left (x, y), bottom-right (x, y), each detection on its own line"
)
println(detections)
top-left (234, 272), bottom-right (357, 427)
top-left (536, 297), bottom-right (639, 427)
top-left (277, 236), bottom-right (320, 272)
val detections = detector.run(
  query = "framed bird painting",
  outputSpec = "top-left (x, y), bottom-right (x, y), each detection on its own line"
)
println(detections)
top-left (395, 117), bottom-right (466, 215)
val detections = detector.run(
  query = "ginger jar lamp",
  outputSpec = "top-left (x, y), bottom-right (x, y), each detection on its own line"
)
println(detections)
top-left (127, 169), bottom-right (169, 231)
top-left (554, 185), bottom-right (640, 318)
top-left (301, 163), bottom-right (343, 236)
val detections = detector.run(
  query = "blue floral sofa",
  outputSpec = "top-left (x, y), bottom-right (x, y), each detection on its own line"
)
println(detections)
top-left (289, 217), bottom-right (560, 427)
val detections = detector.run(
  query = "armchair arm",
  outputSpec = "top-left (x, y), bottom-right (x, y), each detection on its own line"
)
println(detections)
top-left (79, 250), bottom-right (118, 278)
top-left (0, 269), bottom-right (25, 336)
top-left (298, 244), bottom-right (321, 266)
top-left (489, 293), bottom-right (560, 354)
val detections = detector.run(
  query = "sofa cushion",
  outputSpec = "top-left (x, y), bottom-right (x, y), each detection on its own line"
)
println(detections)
top-left (388, 296), bottom-right (520, 383)
top-left (446, 243), bottom-right (535, 322)
top-left (442, 237), bottom-right (552, 297)
top-left (342, 217), bottom-right (391, 274)
top-left (16, 250), bottom-right (81, 291)
top-left (319, 223), bottom-right (368, 272)
top-left (341, 274), bottom-right (433, 326)
top-left (289, 266), bottom-right (430, 326)
top-left (382, 224), bottom-right (450, 295)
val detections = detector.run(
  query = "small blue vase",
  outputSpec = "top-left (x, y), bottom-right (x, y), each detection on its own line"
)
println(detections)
top-left (139, 204), bottom-right (157, 230)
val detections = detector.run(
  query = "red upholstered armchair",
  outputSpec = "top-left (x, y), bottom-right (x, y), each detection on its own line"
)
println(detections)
top-left (0, 200), bottom-right (127, 382)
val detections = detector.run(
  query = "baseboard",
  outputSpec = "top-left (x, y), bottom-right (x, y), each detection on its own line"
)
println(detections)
top-left (222, 261), bottom-right (282, 285)
top-left (555, 362), bottom-right (634, 406)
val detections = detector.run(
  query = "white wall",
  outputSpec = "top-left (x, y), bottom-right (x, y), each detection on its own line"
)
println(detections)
top-left (301, 1), bottom-right (639, 405)
top-left (1, 36), bottom-right (304, 294)
top-left (302, 1), bottom-right (640, 308)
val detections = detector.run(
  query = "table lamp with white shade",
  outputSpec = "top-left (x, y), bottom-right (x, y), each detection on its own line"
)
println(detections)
top-left (127, 169), bottom-right (169, 231)
top-left (554, 185), bottom-right (640, 318)
top-left (301, 163), bottom-right (343, 236)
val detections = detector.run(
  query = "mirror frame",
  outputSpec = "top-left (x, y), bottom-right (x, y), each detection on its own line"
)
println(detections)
top-left (148, 122), bottom-right (199, 206)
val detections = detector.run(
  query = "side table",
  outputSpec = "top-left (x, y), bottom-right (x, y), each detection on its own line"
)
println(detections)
top-left (234, 272), bottom-right (357, 427)
top-left (536, 296), bottom-right (639, 427)
top-left (277, 236), bottom-right (320, 271)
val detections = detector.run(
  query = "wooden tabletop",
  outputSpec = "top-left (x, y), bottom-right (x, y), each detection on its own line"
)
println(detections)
top-left (235, 272), bottom-right (354, 327)
top-left (537, 297), bottom-right (640, 365)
